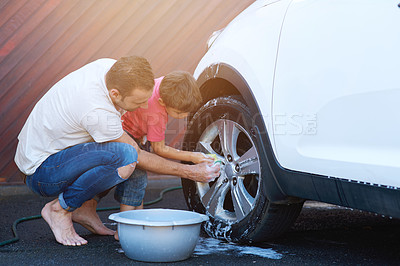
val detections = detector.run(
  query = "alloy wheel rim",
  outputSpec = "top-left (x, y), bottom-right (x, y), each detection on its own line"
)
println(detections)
top-left (195, 119), bottom-right (261, 223)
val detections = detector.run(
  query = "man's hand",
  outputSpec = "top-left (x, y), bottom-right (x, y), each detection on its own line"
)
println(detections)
top-left (186, 162), bottom-right (221, 183)
top-left (136, 149), bottom-right (221, 183)
top-left (190, 152), bottom-right (215, 164)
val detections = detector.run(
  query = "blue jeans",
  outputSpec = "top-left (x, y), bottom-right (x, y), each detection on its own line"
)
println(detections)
top-left (26, 142), bottom-right (138, 212)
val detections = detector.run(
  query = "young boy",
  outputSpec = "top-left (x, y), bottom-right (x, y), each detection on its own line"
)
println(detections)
top-left (118, 71), bottom-right (213, 212)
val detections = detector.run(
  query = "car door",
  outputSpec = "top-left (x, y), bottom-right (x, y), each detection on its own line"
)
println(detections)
top-left (272, 0), bottom-right (400, 187)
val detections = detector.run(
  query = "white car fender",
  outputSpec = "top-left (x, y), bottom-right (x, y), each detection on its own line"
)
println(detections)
top-left (194, 0), bottom-right (292, 158)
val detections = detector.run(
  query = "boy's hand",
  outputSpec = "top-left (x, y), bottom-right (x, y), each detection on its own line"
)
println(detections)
top-left (188, 162), bottom-right (221, 183)
top-left (190, 152), bottom-right (215, 164)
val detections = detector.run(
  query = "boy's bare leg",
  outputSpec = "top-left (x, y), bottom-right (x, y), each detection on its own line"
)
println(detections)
top-left (120, 202), bottom-right (143, 212)
top-left (41, 198), bottom-right (88, 246)
top-left (72, 199), bottom-right (115, 235)
top-left (114, 201), bottom-right (143, 241)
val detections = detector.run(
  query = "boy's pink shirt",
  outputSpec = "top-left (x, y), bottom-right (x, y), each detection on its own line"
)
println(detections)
top-left (122, 77), bottom-right (167, 142)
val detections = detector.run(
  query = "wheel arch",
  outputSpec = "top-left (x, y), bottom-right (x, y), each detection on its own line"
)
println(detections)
top-left (196, 63), bottom-right (257, 115)
top-left (195, 63), bottom-right (296, 203)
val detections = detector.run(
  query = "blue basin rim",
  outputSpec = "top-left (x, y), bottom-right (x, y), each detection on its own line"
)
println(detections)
top-left (109, 208), bottom-right (209, 226)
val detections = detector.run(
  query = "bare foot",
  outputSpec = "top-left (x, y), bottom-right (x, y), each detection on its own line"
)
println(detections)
top-left (72, 199), bottom-right (114, 236)
top-left (41, 199), bottom-right (88, 246)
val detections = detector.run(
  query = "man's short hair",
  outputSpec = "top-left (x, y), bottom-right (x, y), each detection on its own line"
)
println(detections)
top-left (159, 71), bottom-right (202, 113)
top-left (106, 56), bottom-right (154, 97)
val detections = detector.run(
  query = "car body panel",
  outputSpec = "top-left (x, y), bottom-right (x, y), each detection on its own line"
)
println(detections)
top-left (194, 0), bottom-right (292, 155)
top-left (273, 0), bottom-right (400, 187)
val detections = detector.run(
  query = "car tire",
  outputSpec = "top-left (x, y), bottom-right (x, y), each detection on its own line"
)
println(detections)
top-left (181, 96), bottom-right (303, 243)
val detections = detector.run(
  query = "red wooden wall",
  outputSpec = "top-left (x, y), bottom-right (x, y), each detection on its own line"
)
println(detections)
top-left (0, 0), bottom-right (254, 185)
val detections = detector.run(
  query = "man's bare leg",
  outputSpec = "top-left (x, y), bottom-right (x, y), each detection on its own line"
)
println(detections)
top-left (41, 198), bottom-right (88, 246)
top-left (114, 202), bottom-right (143, 241)
top-left (72, 199), bottom-right (114, 236)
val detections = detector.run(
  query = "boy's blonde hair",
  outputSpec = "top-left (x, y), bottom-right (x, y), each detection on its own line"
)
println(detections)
top-left (159, 71), bottom-right (202, 113)
top-left (106, 56), bottom-right (154, 97)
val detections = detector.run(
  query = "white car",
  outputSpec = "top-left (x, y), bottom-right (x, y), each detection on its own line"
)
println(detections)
top-left (181, 0), bottom-right (400, 243)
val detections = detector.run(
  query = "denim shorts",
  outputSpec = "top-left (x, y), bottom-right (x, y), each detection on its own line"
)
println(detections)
top-left (114, 168), bottom-right (147, 206)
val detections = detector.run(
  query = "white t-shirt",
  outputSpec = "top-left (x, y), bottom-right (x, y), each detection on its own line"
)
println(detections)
top-left (15, 58), bottom-right (124, 175)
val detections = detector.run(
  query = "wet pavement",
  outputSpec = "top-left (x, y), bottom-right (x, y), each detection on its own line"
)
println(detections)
top-left (1, 178), bottom-right (400, 265)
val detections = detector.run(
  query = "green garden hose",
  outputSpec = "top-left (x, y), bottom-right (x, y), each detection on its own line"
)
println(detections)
top-left (0, 186), bottom-right (182, 247)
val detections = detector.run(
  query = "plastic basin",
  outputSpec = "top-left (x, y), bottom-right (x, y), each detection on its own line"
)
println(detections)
top-left (109, 209), bottom-right (209, 262)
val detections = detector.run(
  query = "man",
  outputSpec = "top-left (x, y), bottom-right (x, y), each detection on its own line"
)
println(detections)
top-left (14, 56), bottom-right (220, 246)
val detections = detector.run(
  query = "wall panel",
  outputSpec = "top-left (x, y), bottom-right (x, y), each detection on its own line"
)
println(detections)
top-left (0, 0), bottom-right (254, 184)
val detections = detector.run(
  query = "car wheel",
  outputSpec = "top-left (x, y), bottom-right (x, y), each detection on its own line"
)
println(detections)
top-left (181, 96), bottom-right (303, 243)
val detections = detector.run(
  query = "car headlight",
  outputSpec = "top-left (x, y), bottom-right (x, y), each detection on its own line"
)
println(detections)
top-left (206, 28), bottom-right (224, 50)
